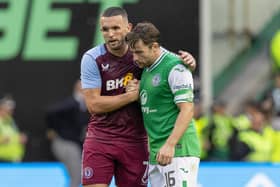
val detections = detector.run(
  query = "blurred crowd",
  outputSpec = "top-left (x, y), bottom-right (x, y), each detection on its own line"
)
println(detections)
top-left (195, 74), bottom-right (280, 162)
top-left (195, 28), bottom-right (280, 163)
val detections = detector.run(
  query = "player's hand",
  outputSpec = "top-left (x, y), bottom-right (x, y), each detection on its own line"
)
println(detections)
top-left (126, 79), bottom-right (139, 92)
top-left (178, 50), bottom-right (196, 72)
top-left (126, 79), bottom-right (140, 101)
top-left (156, 142), bottom-right (175, 166)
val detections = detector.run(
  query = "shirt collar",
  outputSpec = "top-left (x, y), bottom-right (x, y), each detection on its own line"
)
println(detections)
top-left (146, 48), bottom-right (167, 72)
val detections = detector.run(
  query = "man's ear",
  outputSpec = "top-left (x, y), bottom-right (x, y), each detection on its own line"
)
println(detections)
top-left (151, 42), bottom-right (160, 50)
top-left (128, 23), bottom-right (133, 32)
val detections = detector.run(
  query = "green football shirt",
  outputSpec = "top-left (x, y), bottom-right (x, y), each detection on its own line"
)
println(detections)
top-left (139, 50), bottom-right (200, 164)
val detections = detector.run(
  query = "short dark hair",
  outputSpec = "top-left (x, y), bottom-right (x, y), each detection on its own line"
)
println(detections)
top-left (102, 7), bottom-right (128, 19)
top-left (125, 22), bottom-right (160, 49)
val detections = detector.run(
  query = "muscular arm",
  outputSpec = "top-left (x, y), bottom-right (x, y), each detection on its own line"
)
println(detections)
top-left (156, 102), bottom-right (193, 165)
top-left (82, 88), bottom-right (138, 114)
top-left (80, 52), bottom-right (139, 114)
top-left (166, 102), bottom-right (193, 146)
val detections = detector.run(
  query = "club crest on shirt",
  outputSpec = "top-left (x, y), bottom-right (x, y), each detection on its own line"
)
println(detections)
top-left (152, 74), bottom-right (161, 86)
top-left (83, 167), bottom-right (93, 179)
top-left (101, 63), bottom-right (109, 71)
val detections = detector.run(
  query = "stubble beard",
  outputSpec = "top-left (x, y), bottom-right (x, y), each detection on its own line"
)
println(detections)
top-left (107, 40), bottom-right (128, 55)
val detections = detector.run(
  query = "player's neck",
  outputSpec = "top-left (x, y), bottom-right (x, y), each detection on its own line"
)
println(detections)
top-left (107, 44), bottom-right (128, 57)
top-left (149, 48), bottom-right (162, 66)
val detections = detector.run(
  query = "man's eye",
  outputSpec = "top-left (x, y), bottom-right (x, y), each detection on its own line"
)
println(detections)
top-left (101, 28), bottom-right (108, 32)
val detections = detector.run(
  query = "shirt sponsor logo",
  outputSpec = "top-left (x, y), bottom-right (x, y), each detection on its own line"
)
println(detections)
top-left (174, 67), bottom-right (185, 72)
top-left (140, 90), bottom-right (157, 114)
top-left (173, 84), bottom-right (192, 90)
top-left (106, 73), bottom-right (133, 91)
top-left (141, 107), bottom-right (157, 114)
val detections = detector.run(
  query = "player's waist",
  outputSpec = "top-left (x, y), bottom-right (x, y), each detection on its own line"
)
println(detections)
top-left (85, 127), bottom-right (147, 143)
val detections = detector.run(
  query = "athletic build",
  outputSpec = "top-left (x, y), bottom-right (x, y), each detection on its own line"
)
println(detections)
top-left (126, 22), bottom-right (200, 187)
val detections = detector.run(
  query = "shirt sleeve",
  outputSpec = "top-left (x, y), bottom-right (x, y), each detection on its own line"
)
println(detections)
top-left (80, 54), bottom-right (101, 89)
top-left (168, 64), bottom-right (194, 103)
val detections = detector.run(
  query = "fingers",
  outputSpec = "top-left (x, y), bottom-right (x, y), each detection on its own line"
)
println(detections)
top-left (126, 85), bottom-right (138, 92)
top-left (178, 50), bottom-right (196, 71)
top-left (178, 50), bottom-right (189, 56)
top-left (184, 56), bottom-right (194, 65)
top-left (179, 51), bottom-right (193, 63)
top-left (126, 79), bottom-right (139, 92)
top-left (156, 153), bottom-right (172, 166)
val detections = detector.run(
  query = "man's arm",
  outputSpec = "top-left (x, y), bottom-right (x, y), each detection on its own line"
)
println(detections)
top-left (156, 102), bottom-right (194, 166)
top-left (80, 53), bottom-right (139, 114)
top-left (161, 48), bottom-right (196, 71)
top-left (82, 88), bottom-right (138, 114)
top-left (156, 63), bottom-right (194, 165)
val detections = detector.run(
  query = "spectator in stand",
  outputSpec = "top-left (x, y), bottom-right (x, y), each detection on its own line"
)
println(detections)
top-left (0, 94), bottom-right (27, 162)
top-left (230, 105), bottom-right (274, 162)
top-left (208, 101), bottom-right (233, 161)
top-left (262, 74), bottom-right (280, 130)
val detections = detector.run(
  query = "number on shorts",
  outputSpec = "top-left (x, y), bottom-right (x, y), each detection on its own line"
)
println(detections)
top-left (164, 170), bottom-right (175, 187)
top-left (141, 161), bottom-right (149, 184)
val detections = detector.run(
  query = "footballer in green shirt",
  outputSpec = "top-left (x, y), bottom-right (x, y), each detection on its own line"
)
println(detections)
top-left (126, 22), bottom-right (200, 187)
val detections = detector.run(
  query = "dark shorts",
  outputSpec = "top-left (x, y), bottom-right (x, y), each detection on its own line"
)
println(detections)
top-left (82, 138), bottom-right (149, 187)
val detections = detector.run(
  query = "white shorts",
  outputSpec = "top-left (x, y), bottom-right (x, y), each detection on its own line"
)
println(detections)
top-left (149, 157), bottom-right (200, 187)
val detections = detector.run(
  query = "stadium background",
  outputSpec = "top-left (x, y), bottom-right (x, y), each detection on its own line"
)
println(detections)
top-left (1, 0), bottom-right (280, 186)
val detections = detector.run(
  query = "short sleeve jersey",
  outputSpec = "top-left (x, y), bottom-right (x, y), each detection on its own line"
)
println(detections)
top-left (80, 44), bottom-right (147, 143)
top-left (139, 50), bottom-right (200, 163)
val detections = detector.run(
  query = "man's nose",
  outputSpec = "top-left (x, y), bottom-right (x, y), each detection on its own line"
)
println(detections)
top-left (133, 55), bottom-right (138, 62)
top-left (108, 29), bottom-right (114, 37)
